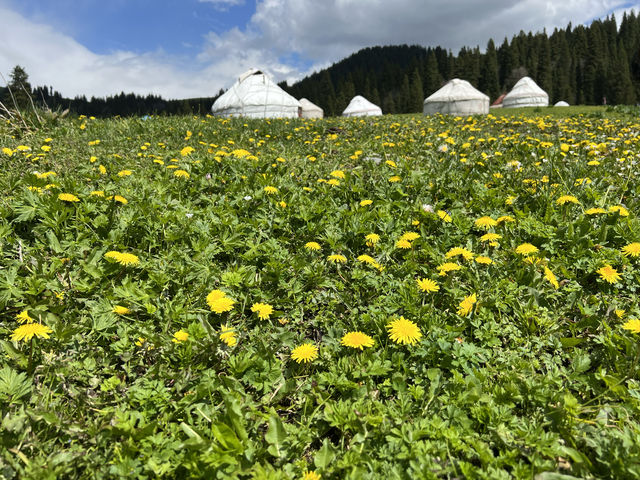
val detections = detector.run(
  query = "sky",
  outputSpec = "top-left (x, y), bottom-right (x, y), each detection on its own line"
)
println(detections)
top-left (0, 0), bottom-right (638, 100)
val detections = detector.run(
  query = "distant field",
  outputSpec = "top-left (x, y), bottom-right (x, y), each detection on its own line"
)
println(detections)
top-left (1, 110), bottom-right (640, 478)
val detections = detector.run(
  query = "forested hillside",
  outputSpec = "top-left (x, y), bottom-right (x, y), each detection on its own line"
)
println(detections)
top-left (284, 13), bottom-right (640, 115)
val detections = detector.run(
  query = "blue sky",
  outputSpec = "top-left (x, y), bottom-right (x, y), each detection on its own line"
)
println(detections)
top-left (1, 0), bottom-right (638, 99)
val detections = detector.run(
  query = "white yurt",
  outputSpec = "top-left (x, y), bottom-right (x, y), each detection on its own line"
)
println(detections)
top-left (554, 100), bottom-right (570, 107)
top-left (342, 95), bottom-right (382, 117)
top-left (211, 68), bottom-right (301, 118)
top-left (299, 98), bottom-right (324, 118)
top-left (423, 79), bottom-right (489, 115)
top-left (502, 76), bottom-right (549, 108)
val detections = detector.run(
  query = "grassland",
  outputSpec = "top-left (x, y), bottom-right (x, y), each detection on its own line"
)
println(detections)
top-left (1, 107), bottom-right (640, 479)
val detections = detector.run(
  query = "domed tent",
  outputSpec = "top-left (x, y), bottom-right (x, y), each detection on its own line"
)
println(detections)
top-left (503, 76), bottom-right (549, 108)
top-left (211, 68), bottom-right (301, 118)
top-left (554, 100), bottom-right (570, 107)
top-left (299, 98), bottom-right (323, 118)
top-left (423, 79), bottom-right (489, 115)
top-left (342, 95), bottom-right (382, 117)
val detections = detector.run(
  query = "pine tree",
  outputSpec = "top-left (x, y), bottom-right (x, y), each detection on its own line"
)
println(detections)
top-left (424, 50), bottom-right (442, 96)
top-left (479, 39), bottom-right (500, 100)
top-left (2, 65), bottom-right (32, 109)
top-left (410, 68), bottom-right (424, 112)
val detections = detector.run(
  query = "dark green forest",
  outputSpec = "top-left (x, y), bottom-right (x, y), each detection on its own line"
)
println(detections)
top-left (2, 12), bottom-right (639, 117)
top-left (284, 12), bottom-right (640, 115)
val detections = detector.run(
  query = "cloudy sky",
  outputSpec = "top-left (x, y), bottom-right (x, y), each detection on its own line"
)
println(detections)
top-left (0, 0), bottom-right (638, 99)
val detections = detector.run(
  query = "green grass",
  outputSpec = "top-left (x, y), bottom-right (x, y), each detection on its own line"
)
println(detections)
top-left (1, 111), bottom-right (640, 479)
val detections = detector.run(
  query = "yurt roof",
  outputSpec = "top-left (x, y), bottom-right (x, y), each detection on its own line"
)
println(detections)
top-left (342, 95), bottom-right (382, 116)
top-left (425, 79), bottom-right (489, 103)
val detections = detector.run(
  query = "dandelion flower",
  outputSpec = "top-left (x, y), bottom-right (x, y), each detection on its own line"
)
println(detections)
top-left (117, 169), bottom-right (132, 177)
top-left (475, 216), bottom-right (498, 229)
top-left (16, 310), bottom-right (34, 324)
top-left (264, 186), bottom-right (278, 194)
top-left (291, 343), bottom-right (319, 363)
top-left (480, 233), bottom-right (502, 243)
top-left (585, 207), bottom-right (607, 215)
top-left (302, 471), bottom-right (321, 480)
top-left (622, 319), bottom-right (640, 334)
top-left (107, 195), bottom-right (128, 204)
top-left (437, 262), bottom-right (462, 276)
top-left (437, 210), bottom-right (452, 223)
top-left (556, 195), bottom-right (579, 205)
top-left (496, 215), bottom-right (515, 224)
top-left (58, 193), bottom-right (80, 202)
top-left (180, 146), bottom-right (195, 156)
top-left (615, 309), bottom-right (626, 319)
top-left (305, 242), bottom-right (321, 251)
top-left (400, 232), bottom-right (420, 242)
top-left (207, 291), bottom-right (235, 314)
top-left (457, 293), bottom-right (477, 316)
top-left (417, 278), bottom-right (439, 293)
top-left (445, 247), bottom-right (474, 261)
top-left (327, 179), bottom-right (340, 186)
top-left (396, 239), bottom-right (412, 249)
top-left (172, 330), bottom-right (189, 343)
top-left (515, 243), bottom-right (539, 255)
top-left (544, 267), bottom-right (559, 289)
top-left (365, 233), bottom-right (380, 247)
top-left (112, 305), bottom-right (131, 315)
top-left (251, 302), bottom-right (273, 320)
top-left (357, 254), bottom-right (377, 265)
top-left (104, 251), bottom-right (140, 266)
top-left (219, 324), bottom-right (237, 347)
top-left (11, 323), bottom-right (53, 342)
top-left (475, 256), bottom-right (493, 264)
top-left (386, 317), bottom-right (422, 346)
top-left (609, 205), bottom-right (629, 217)
top-left (327, 254), bottom-right (347, 264)
top-left (341, 331), bottom-right (374, 350)
top-left (360, 199), bottom-right (373, 207)
top-left (621, 242), bottom-right (640, 257)
top-left (388, 176), bottom-right (402, 183)
top-left (174, 169), bottom-right (190, 178)
top-left (330, 170), bottom-right (345, 179)
top-left (597, 265), bottom-right (621, 284)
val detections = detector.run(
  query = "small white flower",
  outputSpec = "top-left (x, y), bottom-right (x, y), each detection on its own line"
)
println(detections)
top-left (243, 195), bottom-right (252, 201)
top-left (205, 173), bottom-right (212, 180)
top-left (422, 204), bottom-right (434, 213)
top-left (186, 213), bottom-right (194, 218)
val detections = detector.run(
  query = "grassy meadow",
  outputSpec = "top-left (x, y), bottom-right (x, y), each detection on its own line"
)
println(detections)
top-left (1, 107), bottom-right (640, 479)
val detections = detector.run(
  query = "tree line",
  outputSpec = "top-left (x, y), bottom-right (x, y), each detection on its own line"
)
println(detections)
top-left (284, 12), bottom-right (640, 115)
top-left (2, 12), bottom-right (639, 117)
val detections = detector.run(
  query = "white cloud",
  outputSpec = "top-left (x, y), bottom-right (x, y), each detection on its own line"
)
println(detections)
top-left (198, 0), bottom-right (245, 11)
top-left (1, 0), bottom-right (638, 99)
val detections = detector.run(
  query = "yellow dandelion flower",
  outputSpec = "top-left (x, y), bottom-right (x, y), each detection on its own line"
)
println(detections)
top-left (305, 242), bottom-right (321, 251)
top-left (180, 146), bottom-right (195, 156)
top-left (585, 207), bottom-right (607, 215)
top-left (104, 251), bottom-right (140, 266)
top-left (496, 215), bottom-right (515, 224)
top-left (98, 165), bottom-right (107, 175)
top-left (365, 233), bottom-right (380, 247)
top-left (622, 319), bottom-right (640, 334)
top-left (544, 267), bottom-right (559, 289)
top-left (341, 331), bottom-right (374, 350)
top-left (291, 343), bottom-right (319, 364)
top-left (475, 216), bottom-right (498, 229)
top-left (264, 186), bottom-right (278, 194)
top-left (388, 175), bottom-right (402, 183)
top-left (360, 199), bottom-right (373, 207)
top-left (327, 254), bottom-right (347, 264)
top-left (556, 195), bottom-right (580, 205)
top-left (112, 305), bottom-right (131, 315)
top-left (11, 323), bottom-right (53, 342)
top-left (2, 147), bottom-right (13, 156)
top-left (117, 169), bottom-right (132, 177)
top-left (220, 324), bottom-right (237, 347)
top-left (330, 170), bottom-right (345, 179)
top-left (597, 265), bottom-right (621, 284)
top-left (58, 193), bottom-right (80, 202)
top-left (615, 309), bottom-right (626, 318)
top-left (174, 169), bottom-right (190, 178)
top-left (396, 239), bottom-right (412, 249)
top-left (516, 243), bottom-right (539, 255)
top-left (91, 190), bottom-right (105, 197)
top-left (386, 316), bottom-right (422, 346)
top-left (206, 289), bottom-right (235, 313)
top-left (457, 293), bottom-right (477, 316)
top-left (445, 247), bottom-right (474, 261)
top-left (172, 330), bottom-right (189, 343)
top-left (437, 210), bottom-right (452, 222)
top-left (621, 242), bottom-right (640, 257)
top-left (475, 256), bottom-right (493, 264)
top-left (609, 205), bottom-right (629, 217)
top-left (357, 254), bottom-right (377, 265)
top-left (251, 302), bottom-right (274, 320)
top-left (16, 310), bottom-right (34, 324)
top-left (437, 262), bottom-right (462, 276)
top-left (400, 232), bottom-right (420, 242)
top-left (327, 178), bottom-right (341, 186)
top-left (480, 233), bottom-right (502, 242)
top-left (302, 470), bottom-right (321, 480)
top-left (417, 278), bottom-right (439, 293)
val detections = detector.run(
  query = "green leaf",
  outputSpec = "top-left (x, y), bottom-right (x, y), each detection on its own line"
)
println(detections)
top-left (314, 438), bottom-right (336, 469)
top-left (265, 414), bottom-right (287, 457)
top-left (0, 366), bottom-right (32, 403)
